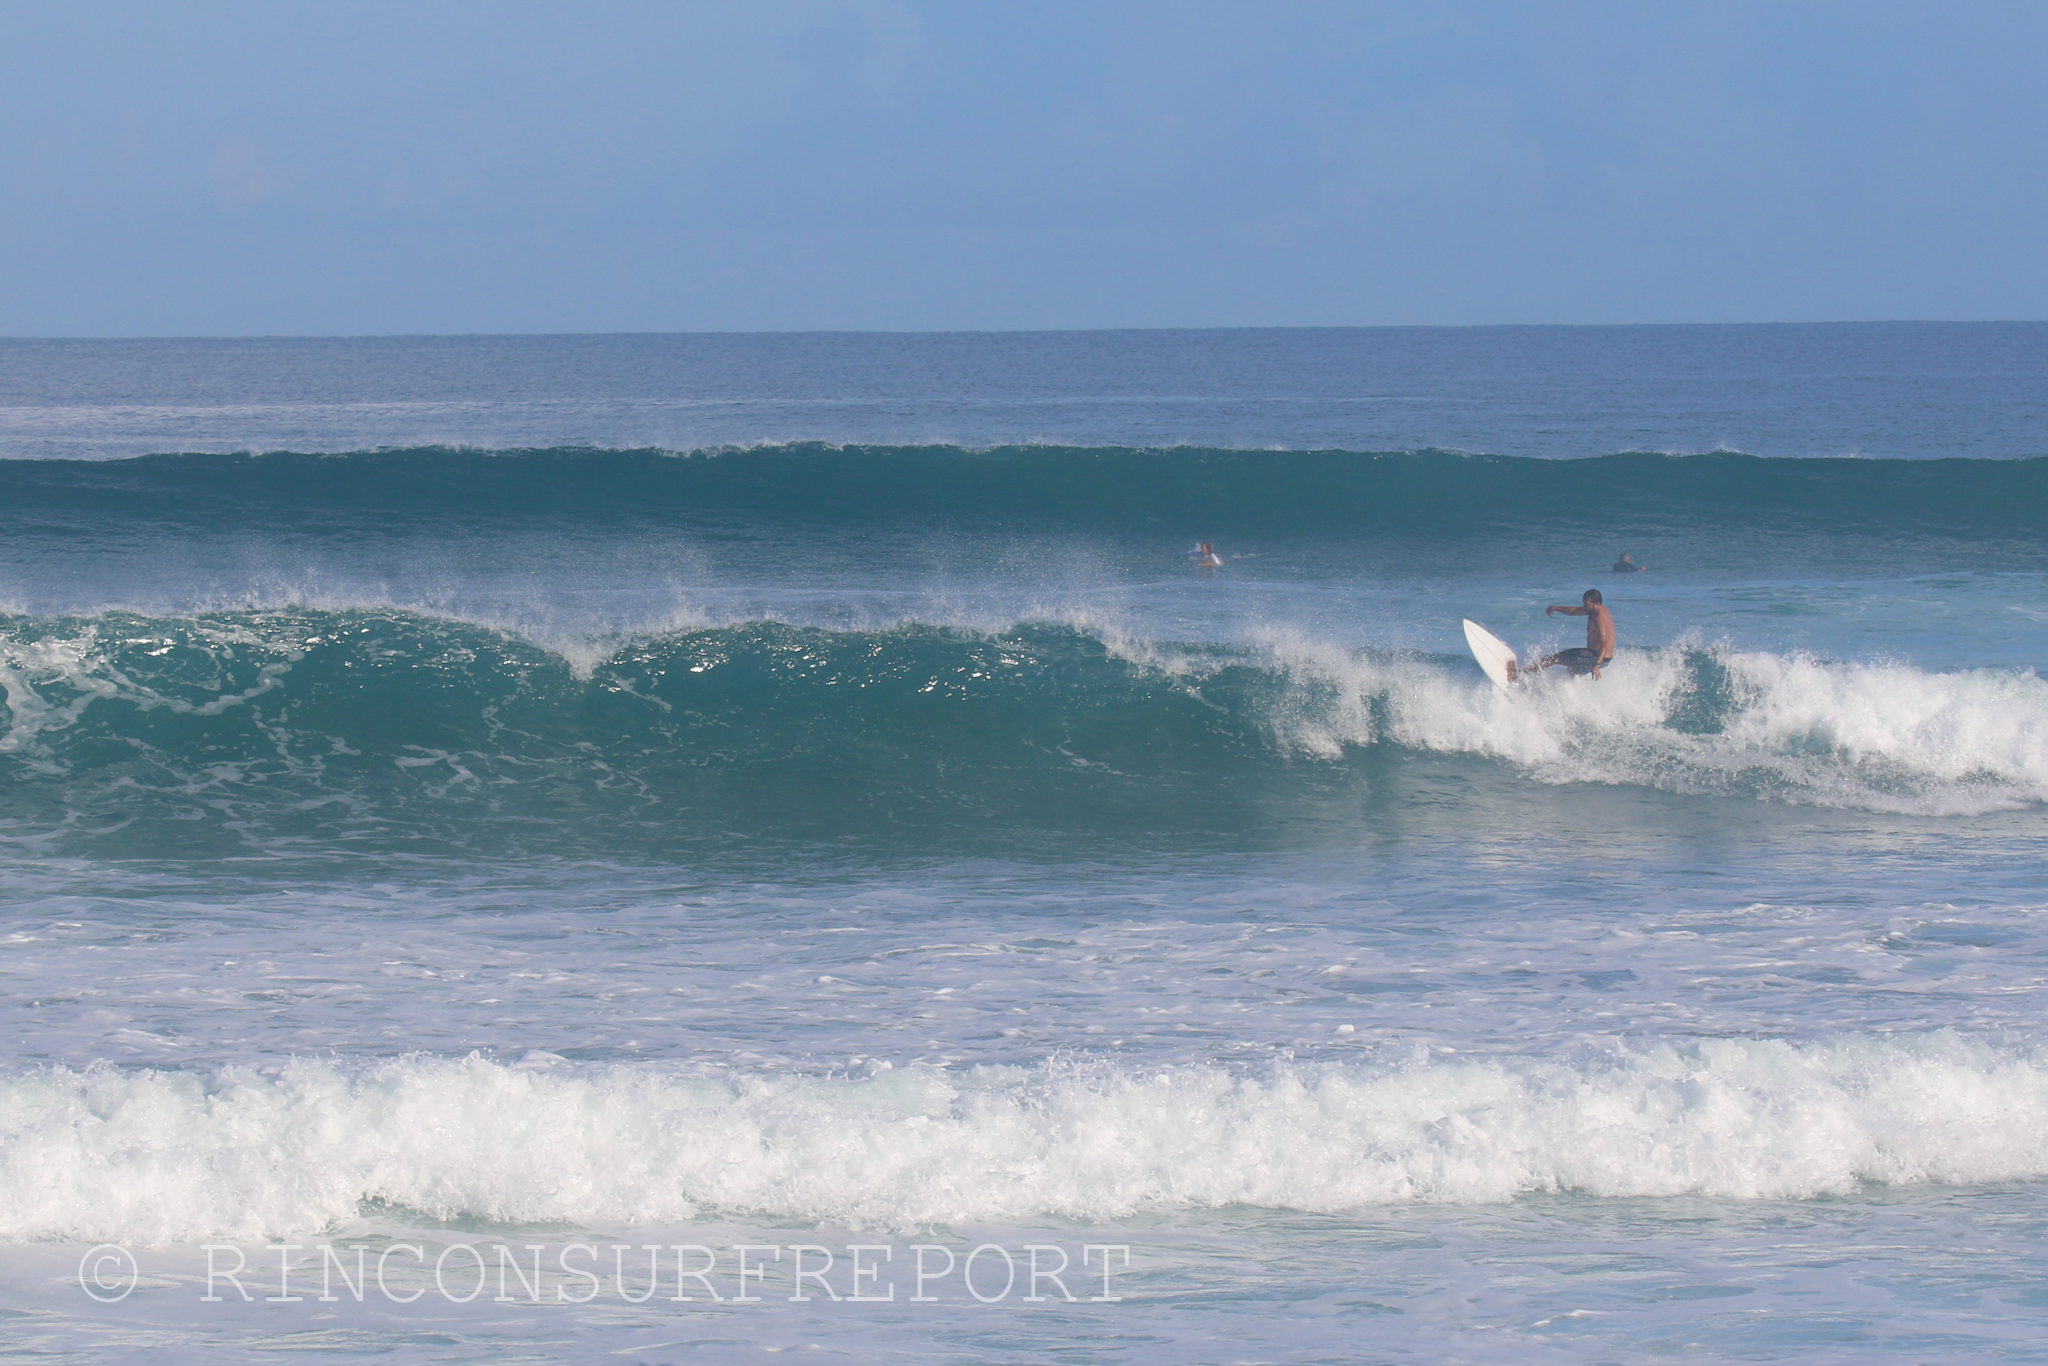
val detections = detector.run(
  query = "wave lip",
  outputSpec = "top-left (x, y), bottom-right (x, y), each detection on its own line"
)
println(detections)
top-left (5, 1034), bottom-right (2045, 1244)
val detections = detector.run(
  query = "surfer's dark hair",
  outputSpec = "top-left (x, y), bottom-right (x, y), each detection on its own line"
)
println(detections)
top-left (1582, 588), bottom-right (1603, 604)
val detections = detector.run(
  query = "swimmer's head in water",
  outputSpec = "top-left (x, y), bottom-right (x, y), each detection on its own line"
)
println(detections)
top-left (1583, 588), bottom-right (1603, 605)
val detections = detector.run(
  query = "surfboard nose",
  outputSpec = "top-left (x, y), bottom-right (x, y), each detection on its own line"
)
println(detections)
top-left (1462, 619), bottom-right (1519, 690)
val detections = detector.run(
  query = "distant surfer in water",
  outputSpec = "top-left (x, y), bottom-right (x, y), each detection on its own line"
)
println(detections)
top-left (1612, 551), bottom-right (1646, 572)
top-left (1187, 541), bottom-right (1224, 570)
top-left (1535, 589), bottom-right (1616, 679)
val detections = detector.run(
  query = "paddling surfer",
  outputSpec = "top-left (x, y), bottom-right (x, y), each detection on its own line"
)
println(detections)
top-left (1536, 589), bottom-right (1615, 679)
top-left (1612, 551), bottom-right (1646, 572)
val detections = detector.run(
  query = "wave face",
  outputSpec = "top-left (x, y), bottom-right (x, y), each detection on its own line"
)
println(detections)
top-left (7, 1034), bottom-right (2047, 1243)
top-left (2, 608), bottom-right (2043, 859)
top-left (5, 446), bottom-right (2047, 543)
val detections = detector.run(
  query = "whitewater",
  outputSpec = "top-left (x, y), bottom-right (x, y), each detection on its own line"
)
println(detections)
top-left (13, 1036), bottom-right (2048, 1244)
top-left (3, 327), bottom-right (2047, 1363)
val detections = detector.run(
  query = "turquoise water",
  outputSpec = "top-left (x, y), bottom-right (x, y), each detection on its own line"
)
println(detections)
top-left (1, 326), bottom-right (2046, 1362)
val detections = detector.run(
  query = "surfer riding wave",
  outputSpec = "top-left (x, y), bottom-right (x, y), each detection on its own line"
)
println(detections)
top-left (1533, 589), bottom-right (1616, 679)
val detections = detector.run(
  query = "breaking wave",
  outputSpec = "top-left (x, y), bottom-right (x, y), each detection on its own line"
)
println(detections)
top-left (0, 607), bottom-right (2041, 859)
top-left (8, 1033), bottom-right (2048, 1243)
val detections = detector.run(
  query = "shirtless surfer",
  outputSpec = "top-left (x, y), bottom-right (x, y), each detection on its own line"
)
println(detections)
top-left (1535, 589), bottom-right (1616, 679)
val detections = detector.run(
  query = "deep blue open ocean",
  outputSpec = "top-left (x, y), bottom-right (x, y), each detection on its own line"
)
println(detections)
top-left (2, 325), bottom-right (2046, 1362)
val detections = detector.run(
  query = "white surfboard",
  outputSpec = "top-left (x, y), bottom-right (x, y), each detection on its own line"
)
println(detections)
top-left (1462, 619), bottom-right (1519, 689)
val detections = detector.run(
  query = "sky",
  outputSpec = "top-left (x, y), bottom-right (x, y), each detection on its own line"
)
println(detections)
top-left (2, 0), bottom-right (2044, 335)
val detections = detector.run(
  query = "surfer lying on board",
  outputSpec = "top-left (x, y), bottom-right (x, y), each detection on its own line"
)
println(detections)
top-left (1612, 552), bottom-right (1646, 572)
top-left (1531, 589), bottom-right (1616, 679)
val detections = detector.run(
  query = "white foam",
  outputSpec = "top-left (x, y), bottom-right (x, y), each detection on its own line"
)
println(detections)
top-left (0, 623), bottom-right (294, 762)
top-left (1246, 634), bottom-right (2048, 815)
top-left (5, 1034), bottom-right (2048, 1245)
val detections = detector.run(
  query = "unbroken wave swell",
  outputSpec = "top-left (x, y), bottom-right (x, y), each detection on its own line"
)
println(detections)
top-left (0, 608), bottom-right (2043, 856)
top-left (6, 1034), bottom-right (2047, 1243)
top-left (5, 445), bottom-right (2047, 538)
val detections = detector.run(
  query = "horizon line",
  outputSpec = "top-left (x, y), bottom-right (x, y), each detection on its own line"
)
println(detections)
top-left (4, 319), bottom-right (2046, 343)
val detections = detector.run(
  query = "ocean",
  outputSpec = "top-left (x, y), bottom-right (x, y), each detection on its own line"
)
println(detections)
top-left (2, 324), bottom-right (2046, 1362)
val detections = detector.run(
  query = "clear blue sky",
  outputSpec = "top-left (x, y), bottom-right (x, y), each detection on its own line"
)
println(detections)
top-left (3, 1), bottom-right (2044, 335)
